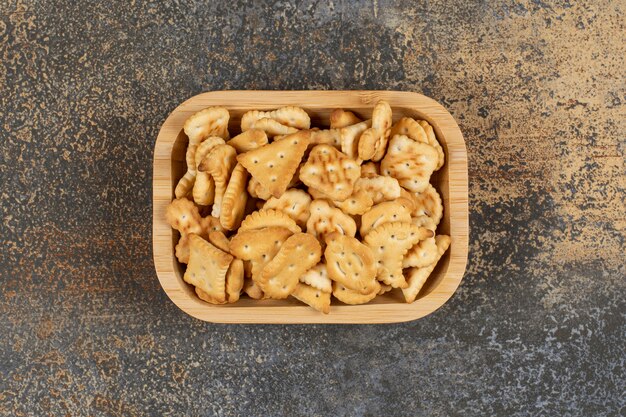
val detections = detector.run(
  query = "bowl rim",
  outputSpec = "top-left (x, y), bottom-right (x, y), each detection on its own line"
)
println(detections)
top-left (152, 90), bottom-right (468, 324)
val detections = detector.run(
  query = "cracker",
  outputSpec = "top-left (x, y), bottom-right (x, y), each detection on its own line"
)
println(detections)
top-left (208, 231), bottom-right (230, 253)
top-left (220, 163), bottom-right (249, 230)
top-left (412, 184), bottom-right (443, 226)
top-left (166, 198), bottom-right (203, 235)
top-left (250, 118), bottom-right (299, 137)
top-left (403, 236), bottom-right (438, 268)
top-left (237, 131), bottom-right (310, 198)
top-left (300, 144), bottom-right (361, 201)
top-left (243, 278), bottom-right (266, 300)
top-left (247, 176), bottom-right (273, 200)
top-left (241, 106), bottom-right (311, 130)
top-left (308, 188), bottom-right (373, 216)
top-left (227, 129), bottom-right (268, 153)
top-left (389, 117), bottom-right (429, 144)
top-left (340, 119), bottom-right (371, 159)
top-left (418, 120), bottom-right (445, 170)
top-left (330, 109), bottom-right (362, 129)
top-left (201, 215), bottom-right (225, 234)
top-left (184, 234), bottom-right (232, 304)
top-left (225, 259), bottom-right (244, 303)
top-left (332, 281), bottom-right (380, 305)
top-left (299, 263), bottom-right (332, 293)
top-left (380, 135), bottom-right (438, 193)
top-left (291, 283), bottom-right (331, 313)
top-left (397, 188), bottom-right (417, 214)
top-left (354, 175), bottom-right (402, 205)
top-left (239, 209), bottom-right (301, 234)
top-left (360, 201), bottom-right (412, 237)
top-left (192, 137), bottom-right (226, 205)
top-left (230, 226), bottom-right (294, 280)
top-left (198, 144), bottom-right (238, 217)
top-left (357, 101), bottom-right (392, 161)
top-left (363, 222), bottom-right (434, 288)
top-left (174, 143), bottom-right (199, 199)
top-left (402, 235), bottom-right (451, 303)
top-left (360, 162), bottom-right (380, 178)
top-left (411, 215), bottom-right (437, 231)
top-left (196, 287), bottom-right (227, 305)
top-left (184, 106), bottom-right (230, 144)
top-left (306, 199), bottom-right (357, 243)
top-left (378, 284), bottom-right (393, 295)
top-left (325, 233), bottom-right (378, 294)
top-left (175, 234), bottom-right (191, 264)
top-left (309, 128), bottom-right (342, 149)
top-left (263, 189), bottom-right (312, 228)
top-left (259, 233), bottom-right (322, 299)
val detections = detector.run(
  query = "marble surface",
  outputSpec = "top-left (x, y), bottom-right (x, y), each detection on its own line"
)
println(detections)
top-left (1, 0), bottom-right (624, 415)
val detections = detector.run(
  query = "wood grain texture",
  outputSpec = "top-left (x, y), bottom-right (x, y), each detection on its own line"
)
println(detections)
top-left (152, 90), bottom-right (468, 323)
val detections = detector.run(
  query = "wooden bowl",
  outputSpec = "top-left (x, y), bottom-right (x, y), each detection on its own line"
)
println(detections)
top-left (153, 90), bottom-right (468, 323)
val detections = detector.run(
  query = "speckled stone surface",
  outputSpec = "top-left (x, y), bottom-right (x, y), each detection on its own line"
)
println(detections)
top-left (1, 0), bottom-right (624, 415)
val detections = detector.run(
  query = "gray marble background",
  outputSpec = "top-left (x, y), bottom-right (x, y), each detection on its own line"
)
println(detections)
top-left (1, 1), bottom-right (624, 416)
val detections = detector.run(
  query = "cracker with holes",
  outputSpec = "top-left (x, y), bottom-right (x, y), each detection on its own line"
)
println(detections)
top-left (184, 107), bottom-right (230, 144)
top-left (330, 109), bottom-right (362, 129)
top-left (380, 135), bottom-right (438, 193)
top-left (308, 128), bottom-right (342, 148)
top-left (175, 144), bottom-right (198, 198)
top-left (299, 263), bottom-right (332, 293)
top-left (174, 214), bottom-right (224, 264)
top-left (227, 129), bottom-right (268, 153)
top-left (166, 198), bottom-right (204, 236)
top-left (397, 188), bottom-right (417, 214)
top-left (249, 118), bottom-right (299, 137)
top-left (340, 119), bottom-right (371, 160)
top-left (198, 144), bottom-right (238, 218)
top-left (403, 236), bottom-right (438, 268)
top-left (324, 232), bottom-right (378, 295)
top-left (403, 235), bottom-right (451, 303)
top-left (363, 222), bottom-right (434, 288)
top-left (230, 226), bottom-right (294, 280)
top-left (418, 120), bottom-right (445, 170)
top-left (184, 234), bottom-right (233, 304)
top-left (237, 131), bottom-right (310, 198)
top-left (358, 101), bottom-right (392, 161)
top-left (291, 283), bottom-right (331, 313)
top-left (263, 189), bottom-right (312, 228)
top-left (332, 281), bottom-right (380, 305)
top-left (354, 175), bottom-right (402, 204)
top-left (241, 106), bottom-right (311, 130)
top-left (411, 215), bottom-right (437, 231)
top-left (389, 117), bottom-right (429, 144)
top-left (360, 201), bottom-right (412, 237)
top-left (308, 188), bottom-right (373, 216)
top-left (192, 137), bottom-right (226, 205)
top-left (220, 163), bottom-right (249, 230)
top-left (300, 145), bottom-right (361, 201)
top-left (306, 199), bottom-right (357, 243)
top-left (259, 233), bottom-right (322, 299)
top-left (412, 184), bottom-right (443, 226)
top-left (239, 209), bottom-right (301, 234)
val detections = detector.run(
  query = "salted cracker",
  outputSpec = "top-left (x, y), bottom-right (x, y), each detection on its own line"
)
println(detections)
top-left (241, 106), bottom-right (311, 130)
top-left (300, 144), bottom-right (361, 201)
top-left (192, 136), bottom-right (226, 205)
top-left (227, 129), bottom-right (269, 153)
top-left (354, 175), bottom-right (402, 205)
top-left (380, 135), bottom-right (438, 193)
top-left (324, 232), bottom-right (378, 295)
top-left (239, 209), bottom-right (301, 234)
top-left (262, 189), bottom-right (312, 228)
top-left (412, 184), bottom-right (443, 226)
top-left (418, 120), bottom-right (445, 170)
top-left (184, 234), bottom-right (233, 304)
top-left (332, 281), bottom-right (380, 305)
top-left (330, 109), bottom-right (362, 129)
top-left (360, 201), bottom-right (412, 237)
top-left (291, 283), bottom-right (331, 313)
top-left (402, 235), bottom-right (451, 303)
top-left (299, 263), bottom-right (332, 293)
top-left (220, 163), bottom-right (249, 230)
top-left (250, 118), bottom-right (299, 137)
top-left (340, 119), bottom-right (371, 160)
top-left (306, 199), bottom-right (357, 243)
top-left (403, 236), bottom-right (439, 269)
top-left (184, 106), bottom-right (230, 144)
top-left (198, 144), bottom-right (238, 218)
top-left (357, 101), bottom-right (392, 161)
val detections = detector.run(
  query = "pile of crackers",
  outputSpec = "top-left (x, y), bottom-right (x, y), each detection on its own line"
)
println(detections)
top-left (166, 101), bottom-right (450, 313)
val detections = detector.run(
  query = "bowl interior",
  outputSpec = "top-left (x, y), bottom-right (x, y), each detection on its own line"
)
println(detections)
top-left (170, 105), bottom-right (452, 307)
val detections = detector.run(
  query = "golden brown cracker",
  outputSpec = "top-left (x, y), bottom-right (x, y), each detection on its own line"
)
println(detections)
top-left (184, 106), bottom-right (230, 144)
top-left (192, 137), bottom-right (226, 205)
top-left (354, 176), bottom-right (402, 205)
top-left (340, 119), bottom-right (371, 160)
top-left (243, 278), bottom-right (266, 300)
top-left (357, 101), bottom-right (392, 161)
top-left (309, 128), bottom-right (342, 148)
top-left (380, 135), bottom-right (438, 193)
top-left (306, 199), bottom-right (357, 243)
top-left (291, 283), bottom-right (331, 313)
top-left (259, 233), bottom-right (322, 299)
top-left (175, 143), bottom-right (199, 199)
top-left (239, 209), bottom-right (301, 234)
top-left (166, 198), bottom-right (204, 235)
top-left (299, 263), bottom-right (332, 293)
top-left (360, 201), bottom-right (412, 237)
top-left (402, 235), bottom-right (451, 303)
top-left (412, 184), bottom-right (443, 226)
top-left (397, 188), bottom-right (417, 214)
top-left (325, 233), bottom-right (378, 295)
top-left (220, 163), bottom-right (250, 230)
top-left (263, 189), bottom-right (312, 228)
top-left (241, 106), bottom-right (311, 130)
top-left (208, 231), bottom-right (230, 253)
top-left (411, 215), bottom-right (437, 231)
top-left (363, 221), bottom-right (433, 288)
top-left (198, 144), bottom-right (238, 218)
top-left (403, 236), bottom-right (438, 268)
top-left (330, 109), bottom-right (362, 129)
top-left (250, 118), bottom-right (299, 137)
top-left (389, 117), bottom-right (429, 144)
top-left (418, 120), bottom-right (445, 170)
top-left (184, 234), bottom-right (233, 304)
top-left (332, 281), bottom-right (380, 305)
top-left (225, 258), bottom-right (244, 303)
top-left (227, 129), bottom-right (268, 153)
top-left (300, 144), bottom-right (361, 201)
top-left (360, 161), bottom-right (380, 178)
top-left (230, 226), bottom-right (294, 280)
top-left (237, 131), bottom-right (310, 198)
